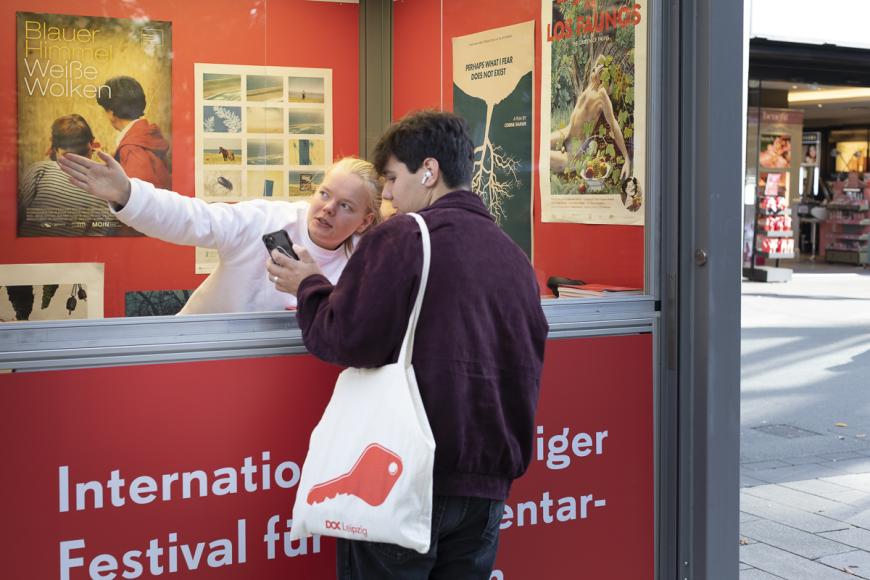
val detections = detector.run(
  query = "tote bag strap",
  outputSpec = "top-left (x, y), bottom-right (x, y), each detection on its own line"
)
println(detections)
top-left (397, 212), bottom-right (431, 368)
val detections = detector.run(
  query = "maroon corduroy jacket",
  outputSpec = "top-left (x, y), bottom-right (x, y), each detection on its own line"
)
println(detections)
top-left (296, 190), bottom-right (548, 500)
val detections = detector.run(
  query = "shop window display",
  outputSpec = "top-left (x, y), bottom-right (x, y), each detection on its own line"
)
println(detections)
top-left (396, 0), bottom-right (649, 302)
top-left (743, 104), bottom-right (803, 281)
top-left (3, 0), bottom-right (649, 321)
top-left (1, 0), bottom-right (360, 320)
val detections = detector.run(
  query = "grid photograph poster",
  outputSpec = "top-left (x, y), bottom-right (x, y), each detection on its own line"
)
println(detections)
top-left (540, 0), bottom-right (646, 225)
top-left (453, 20), bottom-right (535, 258)
top-left (194, 64), bottom-right (332, 273)
top-left (16, 12), bottom-right (172, 237)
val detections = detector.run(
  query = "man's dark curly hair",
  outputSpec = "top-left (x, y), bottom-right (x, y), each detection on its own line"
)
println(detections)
top-left (96, 76), bottom-right (147, 120)
top-left (372, 110), bottom-right (474, 189)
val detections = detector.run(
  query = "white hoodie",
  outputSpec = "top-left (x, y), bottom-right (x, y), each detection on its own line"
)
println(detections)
top-left (114, 179), bottom-right (351, 314)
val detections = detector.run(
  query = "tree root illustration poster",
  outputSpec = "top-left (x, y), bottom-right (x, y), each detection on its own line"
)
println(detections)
top-left (540, 0), bottom-right (647, 225)
top-left (453, 21), bottom-right (534, 258)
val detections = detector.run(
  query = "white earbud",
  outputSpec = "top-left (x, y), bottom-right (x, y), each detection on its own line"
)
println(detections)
top-left (421, 170), bottom-right (433, 184)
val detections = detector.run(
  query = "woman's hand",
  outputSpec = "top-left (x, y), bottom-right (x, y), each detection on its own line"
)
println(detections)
top-left (266, 244), bottom-right (325, 296)
top-left (57, 150), bottom-right (132, 206)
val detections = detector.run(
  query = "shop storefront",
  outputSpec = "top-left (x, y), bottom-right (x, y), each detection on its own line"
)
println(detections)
top-left (745, 6), bottom-right (870, 280)
top-left (0, 1), bottom-right (742, 579)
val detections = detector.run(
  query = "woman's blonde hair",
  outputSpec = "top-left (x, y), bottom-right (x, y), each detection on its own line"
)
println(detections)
top-left (327, 156), bottom-right (384, 255)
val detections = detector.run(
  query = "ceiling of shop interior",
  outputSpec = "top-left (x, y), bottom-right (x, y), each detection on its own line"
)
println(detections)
top-left (749, 39), bottom-right (870, 128)
top-left (755, 80), bottom-right (870, 128)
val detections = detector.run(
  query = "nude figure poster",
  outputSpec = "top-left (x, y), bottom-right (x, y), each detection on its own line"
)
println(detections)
top-left (453, 21), bottom-right (534, 258)
top-left (540, 0), bottom-right (647, 225)
top-left (16, 12), bottom-right (172, 237)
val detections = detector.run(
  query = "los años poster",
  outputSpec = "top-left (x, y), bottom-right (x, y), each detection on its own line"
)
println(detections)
top-left (540, 0), bottom-right (647, 226)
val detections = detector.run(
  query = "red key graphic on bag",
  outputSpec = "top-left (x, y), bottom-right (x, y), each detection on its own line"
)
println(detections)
top-left (307, 443), bottom-right (403, 506)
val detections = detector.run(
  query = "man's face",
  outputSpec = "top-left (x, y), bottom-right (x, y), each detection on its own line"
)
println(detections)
top-left (307, 169), bottom-right (374, 250)
top-left (381, 155), bottom-right (429, 214)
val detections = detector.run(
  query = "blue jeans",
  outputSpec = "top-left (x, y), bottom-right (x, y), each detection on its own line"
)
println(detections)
top-left (336, 495), bottom-right (504, 579)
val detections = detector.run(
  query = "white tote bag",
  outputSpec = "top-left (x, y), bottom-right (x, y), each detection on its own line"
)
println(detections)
top-left (289, 212), bottom-right (436, 553)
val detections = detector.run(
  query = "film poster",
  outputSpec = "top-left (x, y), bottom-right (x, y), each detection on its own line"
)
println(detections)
top-left (194, 63), bottom-right (333, 273)
top-left (453, 21), bottom-right (535, 258)
top-left (16, 12), bottom-right (172, 237)
top-left (540, 0), bottom-right (647, 225)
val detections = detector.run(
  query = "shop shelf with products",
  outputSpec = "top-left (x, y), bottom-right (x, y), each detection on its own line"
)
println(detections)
top-left (754, 171), bottom-right (795, 261)
top-left (820, 179), bottom-right (870, 265)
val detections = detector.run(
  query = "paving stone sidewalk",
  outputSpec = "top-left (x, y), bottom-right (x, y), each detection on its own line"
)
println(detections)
top-left (741, 268), bottom-right (870, 579)
top-left (740, 464), bottom-right (870, 579)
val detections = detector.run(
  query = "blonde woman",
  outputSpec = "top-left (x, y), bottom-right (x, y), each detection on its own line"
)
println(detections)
top-left (58, 152), bottom-right (382, 314)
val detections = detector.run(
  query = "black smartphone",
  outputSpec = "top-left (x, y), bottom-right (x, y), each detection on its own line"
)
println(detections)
top-left (262, 230), bottom-right (299, 261)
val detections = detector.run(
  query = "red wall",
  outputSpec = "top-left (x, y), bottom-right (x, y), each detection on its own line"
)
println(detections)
top-left (0, 0), bottom-right (360, 316)
top-left (394, 0), bottom-right (645, 292)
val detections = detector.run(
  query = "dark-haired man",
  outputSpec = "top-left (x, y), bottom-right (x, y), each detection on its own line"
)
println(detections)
top-left (270, 110), bottom-right (548, 579)
top-left (97, 76), bottom-right (170, 189)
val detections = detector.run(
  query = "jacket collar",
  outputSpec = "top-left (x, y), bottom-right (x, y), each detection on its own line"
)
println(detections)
top-left (116, 117), bottom-right (143, 147)
top-left (419, 190), bottom-right (494, 221)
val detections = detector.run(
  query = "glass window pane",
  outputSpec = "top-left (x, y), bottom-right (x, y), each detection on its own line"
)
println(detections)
top-left (394, 0), bottom-right (651, 300)
top-left (3, 1), bottom-right (361, 320)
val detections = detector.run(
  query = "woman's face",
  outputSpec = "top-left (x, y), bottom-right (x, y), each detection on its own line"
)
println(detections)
top-left (625, 179), bottom-right (636, 195)
top-left (307, 169), bottom-right (374, 250)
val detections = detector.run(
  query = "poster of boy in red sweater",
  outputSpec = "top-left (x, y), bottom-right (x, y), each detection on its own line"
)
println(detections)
top-left (97, 76), bottom-right (171, 190)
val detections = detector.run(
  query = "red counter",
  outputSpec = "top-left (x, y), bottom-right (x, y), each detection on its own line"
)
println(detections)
top-left (0, 334), bottom-right (652, 579)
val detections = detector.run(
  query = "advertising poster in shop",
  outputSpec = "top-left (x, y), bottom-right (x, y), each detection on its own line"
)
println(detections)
top-left (16, 12), bottom-right (172, 237)
top-left (802, 131), bottom-right (820, 168)
top-left (193, 64), bottom-right (333, 273)
top-left (0, 336), bottom-right (653, 579)
top-left (743, 108), bottom-right (803, 267)
top-left (453, 21), bottom-right (534, 257)
top-left (540, 0), bottom-right (647, 225)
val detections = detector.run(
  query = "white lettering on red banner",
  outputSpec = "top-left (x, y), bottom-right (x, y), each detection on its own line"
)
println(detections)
top-left (52, 425), bottom-right (613, 579)
top-left (56, 450), bottom-right (318, 579)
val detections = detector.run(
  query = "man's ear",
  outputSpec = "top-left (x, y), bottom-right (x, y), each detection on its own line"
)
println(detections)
top-left (421, 157), bottom-right (440, 183)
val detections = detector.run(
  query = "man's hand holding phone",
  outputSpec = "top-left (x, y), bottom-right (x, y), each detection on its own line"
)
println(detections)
top-left (264, 231), bottom-right (325, 296)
